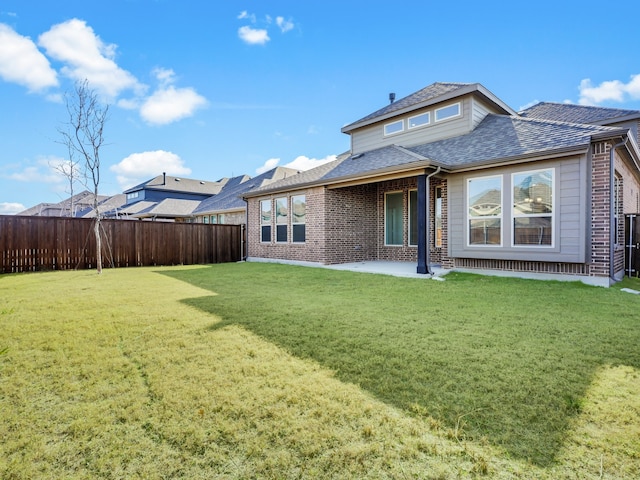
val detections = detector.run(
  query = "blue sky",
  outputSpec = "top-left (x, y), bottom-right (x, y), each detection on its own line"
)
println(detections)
top-left (2, 0), bottom-right (640, 214)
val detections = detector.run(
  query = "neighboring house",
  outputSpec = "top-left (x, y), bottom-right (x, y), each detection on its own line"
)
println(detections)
top-left (184, 167), bottom-right (300, 224)
top-left (18, 190), bottom-right (126, 218)
top-left (243, 82), bottom-right (640, 286)
top-left (106, 173), bottom-right (228, 221)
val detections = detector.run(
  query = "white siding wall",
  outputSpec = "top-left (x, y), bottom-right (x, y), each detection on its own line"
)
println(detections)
top-left (447, 156), bottom-right (587, 263)
top-left (471, 97), bottom-right (493, 128)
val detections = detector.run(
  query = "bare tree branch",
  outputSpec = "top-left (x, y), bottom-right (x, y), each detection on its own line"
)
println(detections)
top-left (58, 79), bottom-right (110, 273)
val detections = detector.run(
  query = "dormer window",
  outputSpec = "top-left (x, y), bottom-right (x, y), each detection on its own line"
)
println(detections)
top-left (384, 119), bottom-right (404, 136)
top-left (408, 112), bottom-right (430, 129)
top-left (435, 102), bottom-right (461, 122)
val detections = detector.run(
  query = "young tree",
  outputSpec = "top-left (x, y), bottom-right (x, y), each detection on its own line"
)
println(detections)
top-left (49, 152), bottom-right (80, 217)
top-left (59, 80), bottom-right (109, 273)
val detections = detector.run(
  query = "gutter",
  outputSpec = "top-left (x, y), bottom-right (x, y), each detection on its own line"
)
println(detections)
top-left (422, 166), bottom-right (441, 275)
top-left (610, 136), bottom-right (628, 281)
top-left (242, 196), bottom-right (249, 261)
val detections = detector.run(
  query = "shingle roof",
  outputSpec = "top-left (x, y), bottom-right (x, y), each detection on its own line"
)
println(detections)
top-left (246, 115), bottom-right (626, 197)
top-left (519, 102), bottom-right (640, 125)
top-left (135, 198), bottom-right (201, 217)
top-left (193, 167), bottom-right (299, 214)
top-left (244, 153), bottom-right (351, 196)
top-left (407, 114), bottom-right (622, 167)
top-left (124, 174), bottom-right (227, 195)
top-left (345, 82), bottom-right (472, 128)
top-left (321, 146), bottom-right (427, 180)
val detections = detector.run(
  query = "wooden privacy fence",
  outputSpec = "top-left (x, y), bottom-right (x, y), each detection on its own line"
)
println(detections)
top-left (0, 215), bottom-right (245, 274)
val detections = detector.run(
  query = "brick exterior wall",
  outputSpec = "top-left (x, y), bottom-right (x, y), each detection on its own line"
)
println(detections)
top-left (375, 178), bottom-right (418, 262)
top-left (246, 187), bottom-right (326, 263)
top-left (324, 185), bottom-right (377, 264)
top-left (246, 178), bottom-right (447, 266)
top-left (247, 143), bottom-right (640, 282)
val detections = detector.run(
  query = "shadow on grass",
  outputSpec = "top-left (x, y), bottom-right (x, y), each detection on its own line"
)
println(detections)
top-left (159, 263), bottom-right (640, 467)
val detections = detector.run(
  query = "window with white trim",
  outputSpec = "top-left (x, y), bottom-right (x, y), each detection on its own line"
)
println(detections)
top-left (385, 192), bottom-right (404, 245)
top-left (435, 102), bottom-right (461, 122)
top-left (408, 112), bottom-right (430, 129)
top-left (512, 169), bottom-right (553, 246)
top-left (291, 195), bottom-right (306, 243)
top-left (384, 119), bottom-right (404, 136)
top-left (260, 200), bottom-right (271, 242)
top-left (468, 175), bottom-right (502, 246)
top-left (275, 197), bottom-right (288, 242)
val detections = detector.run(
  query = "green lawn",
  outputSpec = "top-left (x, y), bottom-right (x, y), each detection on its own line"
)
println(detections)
top-left (1, 264), bottom-right (639, 479)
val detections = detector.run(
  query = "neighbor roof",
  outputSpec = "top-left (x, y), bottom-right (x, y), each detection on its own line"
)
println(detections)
top-left (134, 198), bottom-right (201, 218)
top-left (194, 167), bottom-right (299, 214)
top-left (124, 174), bottom-right (227, 196)
top-left (519, 102), bottom-right (640, 125)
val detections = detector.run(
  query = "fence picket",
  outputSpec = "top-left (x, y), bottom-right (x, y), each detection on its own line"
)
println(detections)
top-left (0, 216), bottom-right (244, 274)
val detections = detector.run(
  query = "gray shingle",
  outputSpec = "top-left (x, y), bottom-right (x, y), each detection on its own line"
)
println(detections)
top-left (343, 82), bottom-right (473, 130)
top-left (194, 167), bottom-right (299, 213)
top-left (519, 102), bottom-right (640, 125)
top-left (407, 114), bottom-right (621, 167)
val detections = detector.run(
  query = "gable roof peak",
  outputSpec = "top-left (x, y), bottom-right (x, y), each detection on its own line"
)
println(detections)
top-left (342, 81), bottom-right (515, 133)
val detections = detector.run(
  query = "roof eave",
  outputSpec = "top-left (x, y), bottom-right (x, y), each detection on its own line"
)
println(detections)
top-left (243, 160), bottom-right (445, 197)
top-left (447, 145), bottom-right (591, 172)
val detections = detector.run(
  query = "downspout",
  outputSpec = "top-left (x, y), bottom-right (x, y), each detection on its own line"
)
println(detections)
top-left (417, 166), bottom-right (441, 274)
top-left (242, 196), bottom-right (249, 261)
top-left (610, 137), bottom-right (628, 281)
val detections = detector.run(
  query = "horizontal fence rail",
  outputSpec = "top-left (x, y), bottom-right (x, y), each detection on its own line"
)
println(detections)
top-left (0, 216), bottom-right (244, 274)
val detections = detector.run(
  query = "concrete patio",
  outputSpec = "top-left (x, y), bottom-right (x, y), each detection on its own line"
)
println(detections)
top-left (247, 257), bottom-right (448, 280)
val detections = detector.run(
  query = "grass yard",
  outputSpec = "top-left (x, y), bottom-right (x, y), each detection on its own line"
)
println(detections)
top-left (1, 263), bottom-right (639, 479)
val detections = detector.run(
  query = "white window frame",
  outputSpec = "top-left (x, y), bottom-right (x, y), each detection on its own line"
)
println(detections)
top-left (467, 174), bottom-right (503, 247)
top-left (275, 197), bottom-right (288, 243)
top-left (260, 199), bottom-right (272, 243)
top-left (291, 194), bottom-right (306, 243)
top-left (435, 102), bottom-right (462, 122)
top-left (384, 119), bottom-right (404, 136)
top-left (408, 112), bottom-right (430, 130)
top-left (511, 168), bottom-right (555, 248)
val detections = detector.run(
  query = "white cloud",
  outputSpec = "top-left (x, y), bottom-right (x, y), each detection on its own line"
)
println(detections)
top-left (38, 18), bottom-right (141, 100)
top-left (518, 99), bottom-right (540, 111)
top-left (110, 150), bottom-right (191, 190)
top-left (237, 11), bottom-right (256, 22)
top-left (285, 154), bottom-right (336, 171)
top-left (255, 158), bottom-right (281, 174)
top-left (276, 16), bottom-right (294, 33)
top-left (0, 202), bottom-right (26, 214)
top-left (238, 25), bottom-right (270, 45)
top-left (6, 156), bottom-right (67, 184)
top-left (578, 74), bottom-right (640, 106)
top-left (256, 154), bottom-right (336, 174)
top-left (140, 86), bottom-right (207, 125)
top-left (0, 23), bottom-right (58, 92)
